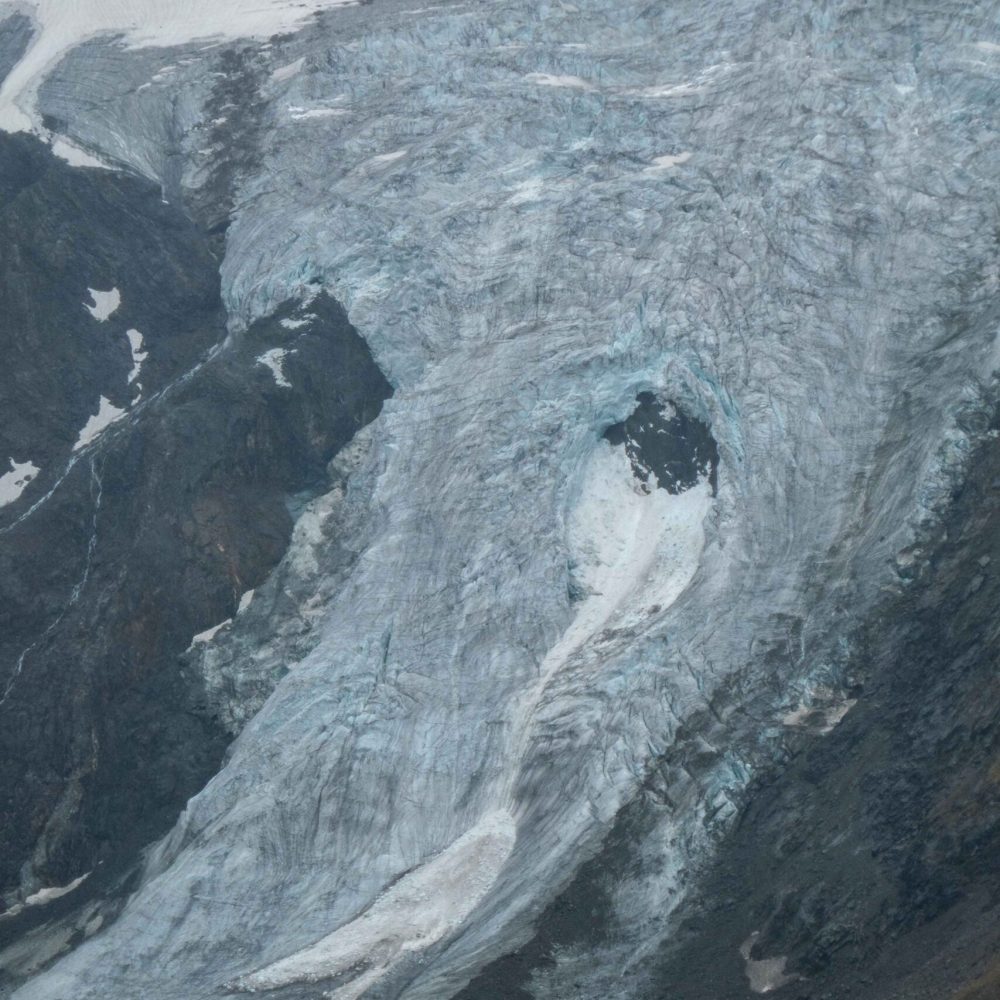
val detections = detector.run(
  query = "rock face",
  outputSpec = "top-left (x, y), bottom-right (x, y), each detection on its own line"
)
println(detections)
top-left (0, 130), bottom-right (391, 961)
top-left (0, 0), bottom-right (998, 999)
top-left (604, 392), bottom-right (720, 496)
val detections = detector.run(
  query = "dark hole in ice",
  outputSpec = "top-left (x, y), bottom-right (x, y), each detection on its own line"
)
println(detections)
top-left (603, 391), bottom-right (719, 496)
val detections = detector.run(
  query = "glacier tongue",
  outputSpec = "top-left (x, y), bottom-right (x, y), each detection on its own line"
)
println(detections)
top-left (12, 0), bottom-right (1000, 997)
top-left (234, 809), bottom-right (517, 997)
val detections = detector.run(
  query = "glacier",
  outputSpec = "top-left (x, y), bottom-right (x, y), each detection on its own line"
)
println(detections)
top-left (4, 0), bottom-right (1000, 997)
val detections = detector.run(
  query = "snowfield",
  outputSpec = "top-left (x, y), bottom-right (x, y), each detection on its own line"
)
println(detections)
top-left (0, 0), bottom-right (360, 132)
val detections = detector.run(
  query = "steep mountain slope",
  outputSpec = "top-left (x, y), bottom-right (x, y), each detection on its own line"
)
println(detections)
top-left (0, 129), bottom-right (392, 973)
top-left (0, 0), bottom-right (998, 998)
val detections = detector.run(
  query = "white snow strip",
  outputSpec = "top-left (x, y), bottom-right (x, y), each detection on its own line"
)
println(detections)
top-left (257, 348), bottom-right (292, 387)
top-left (289, 107), bottom-right (348, 120)
top-left (150, 63), bottom-right (177, 82)
top-left (72, 396), bottom-right (126, 451)
top-left (189, 619), bottom-right (232, 647)
top-left (524, 72), bottom-right (595, 91)
top-left (0, 0), bottom-right (360, 134)
top-left (369, 147), bottom-right (408, 164)
top-left (83, 287), bottom-right (120, 321)
top-left (638, 81), bottom-right (702, 99)
top-left (0, 459), bottom-right (40, 507)
top-left (271, 56), bottom-right (304, 82)
top-left (973, 41), bottom-right (1000, 53)
top-left (236, 810), bottom-right (516, 999)
top-left (237, 589), bottom-right (255, 614)
top-left (645, 151), bottom-right (692, 172)
top-left (280, 316), bottom-right (312, 330)
top-left (125, 328), bottom-right (147, 393)
top-left (24, 873), bottom-right (90, 908)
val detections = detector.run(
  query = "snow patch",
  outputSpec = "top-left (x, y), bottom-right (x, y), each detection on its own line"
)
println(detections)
top-left (83, 287), bottom-right (120, 321)
top-left (508, 176), bottom-right (545, 206)
top-left (126, 329), bottom-right (147, 397)
top-left (566, 440), bottom-right (711, 635)
top-left (280, 315), bottom-right (314, 330)
top-left (638, 81), bottom-right (702, 99)
top-left (368, 147), bottom-right (408, 165)
top-left (740, 933), bottom-right (796, 993)
top-left (150, 63), bottom-right (177, 83)
top-left (237, 590), bottom-right (255, 614)
top-left (257, 348), bottom-right (293, 387)
top-left (24, 873), bottom-right (89, 908)
top-left (503, 441), bottom-right (712, 789)
top-left (0, 459), bottom-right (40, 507)
top-left (51, 138), bottom-right (108, 168)
top-left (235, 810), bottom-right (517, 999)
top-left (189, 619), bottom-right (232, 648)
top-left (645, 151), bottom-right (692, 172)
top-left (72, 396), bottom-right (126, 451)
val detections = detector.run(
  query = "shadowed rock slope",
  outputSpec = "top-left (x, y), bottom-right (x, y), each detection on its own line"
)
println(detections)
top-left (0, 133), bottom-right (392, 942)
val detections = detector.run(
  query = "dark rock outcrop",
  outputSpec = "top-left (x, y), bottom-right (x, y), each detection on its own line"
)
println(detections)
top-left (0, 134), bottom-right (392, 932)
top-left (604, 393), bottom-right (719, 496)
top-left (0, 13), bottom-right (32, 87)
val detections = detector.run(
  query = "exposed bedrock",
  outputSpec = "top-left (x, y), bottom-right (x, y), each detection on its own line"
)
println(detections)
top-left (0, 12), bottom-right (31, 87)
top-left (0, 130), bottom-right (392, 977)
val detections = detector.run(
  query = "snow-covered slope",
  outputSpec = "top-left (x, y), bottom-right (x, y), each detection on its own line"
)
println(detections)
top-left (0, 0), bottom-right (358, 132)
top-left (5, 0), bottom-right (1000, 997)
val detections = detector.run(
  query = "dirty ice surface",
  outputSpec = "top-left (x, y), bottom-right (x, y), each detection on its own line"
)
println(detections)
top-left (782, 698), bottom-right (857, 734)
top-left (235, 810), bottom-right (517, 999)
top-left (125, 328), bottom-right (147, 396)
